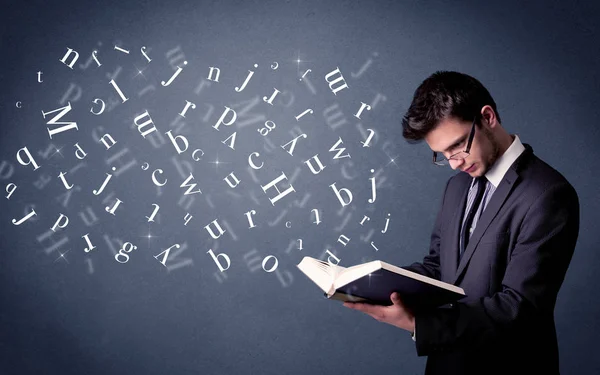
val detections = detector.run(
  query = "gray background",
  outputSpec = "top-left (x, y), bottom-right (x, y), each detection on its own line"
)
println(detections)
top-left (1, 0), bottom-right (599, 374)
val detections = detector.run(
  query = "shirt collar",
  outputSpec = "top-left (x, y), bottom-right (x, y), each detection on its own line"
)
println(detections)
top-left (471, 134), bottom-right (526, 188)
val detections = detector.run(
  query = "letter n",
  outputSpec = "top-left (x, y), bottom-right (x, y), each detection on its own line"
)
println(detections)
top-left (59, 47), bottom-right (79, 69)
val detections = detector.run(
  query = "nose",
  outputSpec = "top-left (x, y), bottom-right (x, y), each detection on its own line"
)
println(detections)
top-left (449, 158), bottom-right (465, 170)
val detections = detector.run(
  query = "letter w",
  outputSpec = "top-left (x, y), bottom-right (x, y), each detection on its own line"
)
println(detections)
top-left (181, 173), bottom-right (202, 195)
top-left (329, 137), bottom-right (351, 159)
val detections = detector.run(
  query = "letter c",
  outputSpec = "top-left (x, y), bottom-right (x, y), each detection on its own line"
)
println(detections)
top-left (341, 160), bottom-right (358, 180)
top-left (248, 152), bottom-right (264, 169)
top-left (192, 148), bottom-right (204, 161)
top-left (16, 101), bottom-right (22, 108)
top-left (152, 169), bottom-right (167, 186)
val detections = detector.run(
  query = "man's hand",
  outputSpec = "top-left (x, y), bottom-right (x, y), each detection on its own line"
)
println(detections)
top-left (343, 292), bottom-right (415, 333)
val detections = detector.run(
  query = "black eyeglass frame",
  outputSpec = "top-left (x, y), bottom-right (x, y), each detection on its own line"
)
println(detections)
top-left (432, 116), bottom-right (478, 166)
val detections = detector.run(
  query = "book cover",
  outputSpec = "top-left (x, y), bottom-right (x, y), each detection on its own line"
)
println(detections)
top-left (297, 256), bottom-right (466, 311)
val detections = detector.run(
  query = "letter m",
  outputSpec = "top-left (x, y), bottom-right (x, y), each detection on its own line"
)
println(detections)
top-left (42, 102), bottom-right (78, 139)
top-left (324, 67), bottom-right (349, 95)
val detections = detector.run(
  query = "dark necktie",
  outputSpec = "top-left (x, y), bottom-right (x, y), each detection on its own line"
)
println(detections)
top-left (460, 176), bottom-right (487, 258)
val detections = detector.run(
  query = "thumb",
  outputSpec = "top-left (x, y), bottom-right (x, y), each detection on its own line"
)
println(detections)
top-left (391, 292), bottom-right (402, 305)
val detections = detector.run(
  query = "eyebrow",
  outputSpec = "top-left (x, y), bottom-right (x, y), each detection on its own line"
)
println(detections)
top-left (436, 135), bottom-right (467, 153)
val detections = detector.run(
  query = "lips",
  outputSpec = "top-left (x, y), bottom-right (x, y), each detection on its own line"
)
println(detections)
top-left (464, 164), bottom-right (475, 173)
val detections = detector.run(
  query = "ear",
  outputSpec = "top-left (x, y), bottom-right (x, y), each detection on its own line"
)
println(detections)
top-left (480, 105), bottom-right (497, 129)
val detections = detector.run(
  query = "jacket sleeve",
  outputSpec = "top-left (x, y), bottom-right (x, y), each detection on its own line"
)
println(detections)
top-left (401, 178), bottom-right (452, 280)
top-left (414, 182), bottom-right (580, 356)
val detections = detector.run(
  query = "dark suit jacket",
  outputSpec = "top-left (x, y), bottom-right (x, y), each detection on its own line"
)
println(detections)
top-left (404, 143), bottom-right (580, 375)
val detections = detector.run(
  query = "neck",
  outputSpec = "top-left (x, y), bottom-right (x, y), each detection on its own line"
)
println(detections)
top-left (496, 133), bottom-right (514, 158)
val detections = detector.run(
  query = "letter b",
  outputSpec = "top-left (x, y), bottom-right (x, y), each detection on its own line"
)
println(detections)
top-left (165, 130), bottom-right (189, 154)
top-left (329, 182), bottom-right (353, 207)
top-left (207, 249), bottom-right (231, 272)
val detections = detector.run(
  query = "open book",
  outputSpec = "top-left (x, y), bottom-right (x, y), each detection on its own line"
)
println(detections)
top-left (297, 256), bottom-right (465, 310)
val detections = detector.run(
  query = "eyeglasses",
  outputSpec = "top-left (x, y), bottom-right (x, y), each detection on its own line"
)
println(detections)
top-left (432, 116), bottom-right (477, 166)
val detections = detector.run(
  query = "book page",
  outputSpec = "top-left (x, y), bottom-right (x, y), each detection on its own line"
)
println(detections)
top-left (297, 257), bottom-right (346, 294)
top-left (333, 261), bottom-right (380, 290)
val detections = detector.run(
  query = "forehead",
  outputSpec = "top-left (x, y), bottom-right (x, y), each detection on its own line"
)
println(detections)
top-left (424, 117), bottom-right (471, 152)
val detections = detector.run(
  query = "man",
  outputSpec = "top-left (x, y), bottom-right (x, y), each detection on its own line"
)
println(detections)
top-left (343, 71), bottom-right (580, 375)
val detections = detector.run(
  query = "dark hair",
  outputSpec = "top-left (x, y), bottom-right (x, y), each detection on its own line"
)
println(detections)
top-left (401, 71), bottom-right (501, 143)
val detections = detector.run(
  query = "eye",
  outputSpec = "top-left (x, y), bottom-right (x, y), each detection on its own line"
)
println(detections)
top-left (449, 144), bottom-right (461, 153)
top-left (451, 139), bottom-right (467, 153)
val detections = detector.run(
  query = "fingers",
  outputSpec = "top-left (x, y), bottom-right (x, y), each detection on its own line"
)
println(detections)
top-left (391, 292), bottom-right (403, 306)
top-left (343, 302), bottom-right (382, 315)
top-left (344, 295), bottom-right (414, 330)
top-left (344, 294), bottom-right (403, 310)
top-left (390, 292), bottom-right (414, 316)
top-left (344, 302), bottom-right (389, 323)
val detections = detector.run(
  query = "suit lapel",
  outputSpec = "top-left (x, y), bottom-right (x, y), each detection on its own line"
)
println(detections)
top-left (447, 177), bottom-right (471, 279)
top-left (451, 143), bottom-right (533, 285)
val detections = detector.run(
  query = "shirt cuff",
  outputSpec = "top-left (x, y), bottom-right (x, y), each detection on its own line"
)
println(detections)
top-left (411, 325), bottom-right (416, 341)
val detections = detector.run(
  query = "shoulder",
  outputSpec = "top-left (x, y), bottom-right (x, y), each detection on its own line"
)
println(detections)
top-left (518, 153), bottom-right (578, 202)
top-left (445, 171), bottom-right (471, 193)
top-left (441, 150), bottom-right (579, 204)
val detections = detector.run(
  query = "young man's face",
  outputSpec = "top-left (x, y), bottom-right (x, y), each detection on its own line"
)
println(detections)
top-left (424, 116), bottom-right (500, 178)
